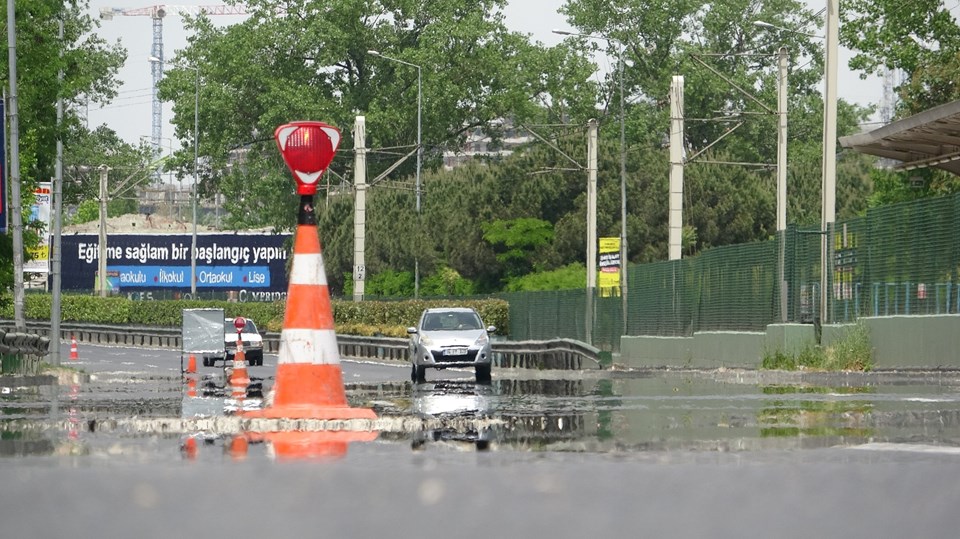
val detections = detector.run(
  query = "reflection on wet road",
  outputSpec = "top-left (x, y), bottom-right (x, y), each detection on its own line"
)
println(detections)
top-left (365, 372), bottom-right (960, 454)
top-left (4, 345), bottom-right (960, 461)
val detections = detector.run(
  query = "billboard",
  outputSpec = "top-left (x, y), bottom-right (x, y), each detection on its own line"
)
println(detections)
top-left (25, 182), bottom-right (52, 273)
top-left (57, 233), bottom-right (292, 299)
top-left (598, 236), bottom-right (621, 297)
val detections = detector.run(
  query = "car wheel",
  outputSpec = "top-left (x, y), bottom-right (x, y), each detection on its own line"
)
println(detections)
top-left (475, 364), bottom-right (492, 384)
top-left (411, 364), bottom-right (426, 383)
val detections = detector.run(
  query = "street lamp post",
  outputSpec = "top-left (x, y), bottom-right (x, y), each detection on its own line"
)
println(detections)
top-left (98, 164), bottom-right (110, 298)
top-left (554, 30), bottom-right (629, 333)
top-left (368, 50), bottom-right (422, 298)
top-left (149, 56), bottom-right (199, 296)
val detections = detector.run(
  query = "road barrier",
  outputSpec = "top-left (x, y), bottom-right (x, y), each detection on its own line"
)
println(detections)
top-left (0, 321), bottom-right (602, 370)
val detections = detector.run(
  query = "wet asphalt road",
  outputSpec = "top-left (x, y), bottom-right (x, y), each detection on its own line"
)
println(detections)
top-left (2, 343), bottom-right (960, 538)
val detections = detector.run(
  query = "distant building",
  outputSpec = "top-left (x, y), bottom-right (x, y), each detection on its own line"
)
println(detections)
top-left (443, 119), bottom-right (532, 170)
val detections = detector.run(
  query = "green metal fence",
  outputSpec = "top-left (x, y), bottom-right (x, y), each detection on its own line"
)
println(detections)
top-left (505, 192), bottom-right (960, 351)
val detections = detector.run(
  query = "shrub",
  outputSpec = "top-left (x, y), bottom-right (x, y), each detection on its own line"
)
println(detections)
top-left (826, 321), bottom-right (873, 371)
top-left (1, 293), bottom-right (509, 337)
top-left (762, 322), bottom-right (873, 372)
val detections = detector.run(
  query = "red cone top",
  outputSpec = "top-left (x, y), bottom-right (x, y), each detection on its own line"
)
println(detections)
top-left (275, 122), bottom-right (342, 195)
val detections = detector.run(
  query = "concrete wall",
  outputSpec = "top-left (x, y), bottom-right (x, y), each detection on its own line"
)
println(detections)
top-left (619, 315), bottom-right (960, 369)
top-left (852, 315), bottom-right (960, 368)
top-left (619, 331), bottom-right (766, 369)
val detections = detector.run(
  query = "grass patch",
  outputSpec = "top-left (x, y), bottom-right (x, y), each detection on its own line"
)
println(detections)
top-left (762, 321), bottom-right (873, 372)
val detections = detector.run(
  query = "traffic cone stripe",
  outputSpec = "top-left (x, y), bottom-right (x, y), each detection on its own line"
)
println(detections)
top-left (289, 254), bottom-right (327, 285)
top-left (284, 284), bottom-right (335, 329)
top-left (271, 363), bottom-right (347, 407)
top-left (278, 328), bottom-right (340, 365)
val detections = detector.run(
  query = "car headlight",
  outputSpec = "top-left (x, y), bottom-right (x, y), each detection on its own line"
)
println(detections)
top-left (419, 334), bottom-right (433, 347)
top-left (473, 332), bottom-right (489, 347)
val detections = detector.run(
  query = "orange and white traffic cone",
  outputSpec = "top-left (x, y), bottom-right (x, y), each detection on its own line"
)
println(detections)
top-left (245, 195), bottom-right (375, 421)
top-left (228, 337), bottom-right (250, 388)
top-left (186, 354), bottom-right (197, 374)
top-left (69, 334), bottom-right (79, 361)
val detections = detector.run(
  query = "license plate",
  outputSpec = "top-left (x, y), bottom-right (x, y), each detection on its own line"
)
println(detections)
top-left (445, 348), bottom-right (468, 356)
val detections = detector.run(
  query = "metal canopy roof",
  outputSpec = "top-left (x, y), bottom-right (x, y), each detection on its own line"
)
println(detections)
top-left (839, 99), bottom-right (960, 175)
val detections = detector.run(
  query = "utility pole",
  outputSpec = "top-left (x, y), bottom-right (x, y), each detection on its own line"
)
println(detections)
top-left (777, 46), bottom-right (788, 323)
top-left (51, 18), bottom-right (65, 365)
top-left (98, 165), bottom-right (110, 297)
top-left (669, 76), bottom-right (685, 261)
top-left (618, 45), bottom-right (629, 335)
top-left (821, 0), bottom-right (839, 325)
top-left (586, 119), bottom-right (598, 344)
top-left (7, 0), bottom-right (25, 330)
top-left (352, 116), bottom-right (367, 301)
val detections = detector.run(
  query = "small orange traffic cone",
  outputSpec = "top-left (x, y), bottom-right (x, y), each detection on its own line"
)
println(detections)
top-left (186, 354), bottom-right (197, 374)
top-left (69, 335), bottom-right (79, 361)
top-left (245, 196), bottom-right (375, 421)
top-left (186, 376), bottom-right (198, 398)
top-left (228, 337), bottom-right (250, 388)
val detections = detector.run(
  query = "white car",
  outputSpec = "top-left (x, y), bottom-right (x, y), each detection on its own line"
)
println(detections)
top-left (407, 308), bottom-right (495, 383)
top-left (223, 318), bottom-right (264, 366)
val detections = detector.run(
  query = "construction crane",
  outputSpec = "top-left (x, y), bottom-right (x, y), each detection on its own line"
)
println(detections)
top-left (99, 4), bottom-right (248, 179)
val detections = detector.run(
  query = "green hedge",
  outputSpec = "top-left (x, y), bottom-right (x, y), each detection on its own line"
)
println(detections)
top-left (0, 294), bottom-right (509, 337)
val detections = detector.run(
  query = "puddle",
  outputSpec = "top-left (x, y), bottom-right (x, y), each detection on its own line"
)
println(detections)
top-left (4, 367), bottom-right (960, 461)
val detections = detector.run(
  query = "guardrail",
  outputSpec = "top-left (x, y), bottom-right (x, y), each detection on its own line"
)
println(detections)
top-left (494, 338), bottom-right (603, 370)
top-left (0, 329), bottom-right (50, 358)
top-left (0, 321), bottom-right (603, 370)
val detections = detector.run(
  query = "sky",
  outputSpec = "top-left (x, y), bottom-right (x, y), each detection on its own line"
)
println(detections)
top-left (84, 0), bottom-right (884, 158)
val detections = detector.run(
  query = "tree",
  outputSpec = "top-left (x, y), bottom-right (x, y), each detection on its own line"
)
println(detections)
top-left (561, 0), bottom-right (872, 235)
top-left (840, 0), bottom-right (960, 204)
top-left (154, 0), bottom-right (881, 297)
top-left (62, 126), bottom-right (157, 209)
top-left (505, 262), bottom-right (584, 292)
top-left (841, 0), bottom-right (960, 115)
top-left (156, 0), bottom-right (598, 233)
top-left (0, 1), bottom-right (126, 195)
top-left (0, 1), bottom-right (127, 292)
top-left (482, 217), bottom-right (555, 279)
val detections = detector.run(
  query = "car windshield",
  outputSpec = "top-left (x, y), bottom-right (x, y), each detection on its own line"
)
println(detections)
top-left (225, 319), bottom-right (257, 333)
top-left (422, 311), bottom-right (482, 331)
